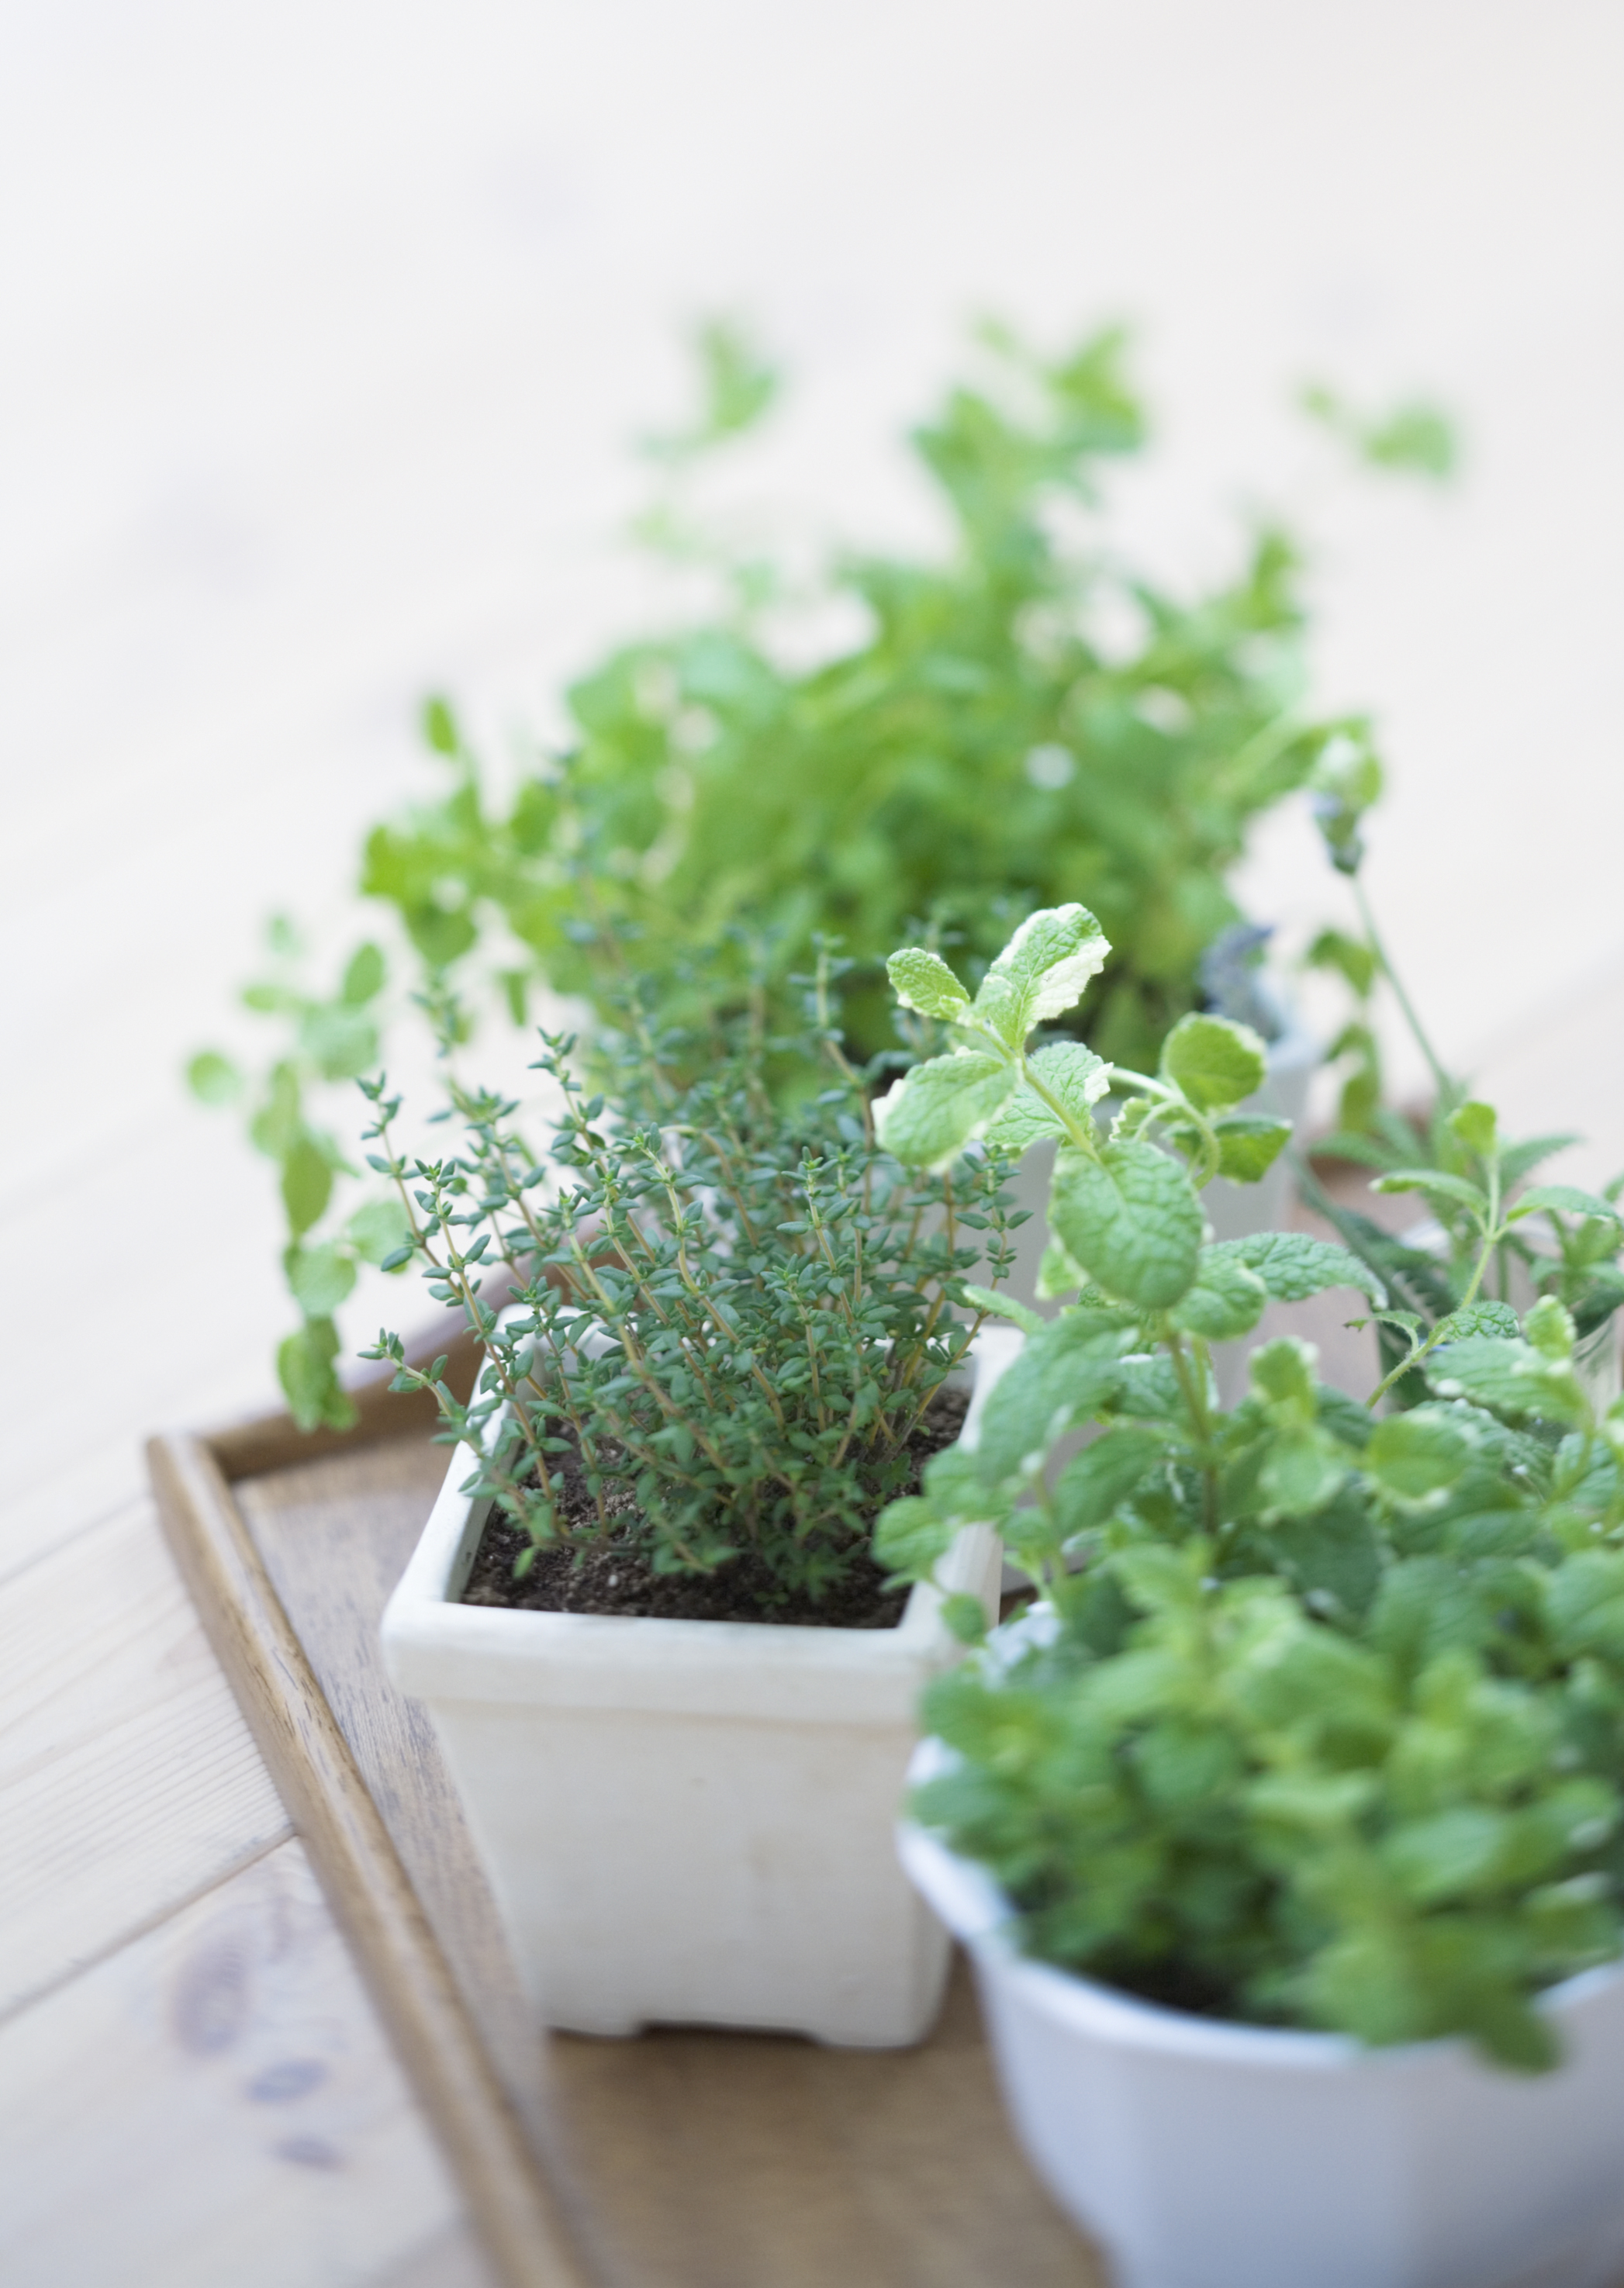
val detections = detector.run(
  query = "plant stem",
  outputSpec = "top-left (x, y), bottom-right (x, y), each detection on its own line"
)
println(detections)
top-left (1352, 875), bottom-right (1457, 1113)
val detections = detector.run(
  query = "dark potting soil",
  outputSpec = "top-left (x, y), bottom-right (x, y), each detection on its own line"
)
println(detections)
top-left (459, 1385), bottom-right (969, 1629)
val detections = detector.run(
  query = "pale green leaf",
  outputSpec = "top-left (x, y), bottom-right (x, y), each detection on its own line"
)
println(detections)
top-left (186, 1049), bottom-right (243, 1106)
top-left (1214, 1115), bottom-right (1291, 1183)
top-left (1222, 1232), bottom-right (1386, 1308)
top-left (1365, 1410), bottom-right (1475, 1505)
top-left (1371, 1168), bottom-right (1489, 1217)
top-left (1446, 1100), bottom-right (1498, 1159)
top-left (1508, 1185), bottom-right (1623, 1227)
top-left (281, 1135), bottom-right (334, 1237)
top-left (886, 945), bottom-right (972, 1021)
top-left (959, 1284), bottom-right (1045, 1336)
top-left (285, 1242), bottom-right (358, 1318)
top-left (976, 902), bottom-right (1110, 1039)
top-left (1161, 1012), bottom-right (1267, 1111)
top-left (1049, 1139), bottom-right (1202, 1311)
top-left (1171, 1248), bottom-right (1270, 1340)
top-left (983, 1040), bottom-right (1109, 1155)
top-left (875, 1051), bottom-right (1015, 1170)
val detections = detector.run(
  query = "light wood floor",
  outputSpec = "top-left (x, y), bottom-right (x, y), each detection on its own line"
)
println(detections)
top-left (5, 5), bottom-right (1622, 2278)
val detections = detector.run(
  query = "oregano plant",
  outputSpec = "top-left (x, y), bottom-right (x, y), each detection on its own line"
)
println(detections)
top-left (872, 905), bottom-right (1624, 2069)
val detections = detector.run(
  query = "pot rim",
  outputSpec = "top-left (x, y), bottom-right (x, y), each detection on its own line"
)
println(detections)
top-left (900, 1744), bottom-right (1624, 2075)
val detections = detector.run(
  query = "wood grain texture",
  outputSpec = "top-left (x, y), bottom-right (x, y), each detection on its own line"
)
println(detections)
top-left (209, 1417), bottom-right (1104, 2287)
top-left (0, 1498), bottom-right (291, 2017)
top-left (0, 1840), bottom-right (467, 2288)
top-left (147, 1428), bottom-right (591, 2288)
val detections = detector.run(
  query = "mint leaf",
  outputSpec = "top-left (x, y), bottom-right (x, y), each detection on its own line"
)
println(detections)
top-left (1425, 1337), bottom-right (1591, 1428)
top-left (873, 1495), bottom-right (955, 1581)
top-left (281, 1135), bottom-right (334, 1236)
top-left (1371, 1168), bottom-right (1490, 1217)
top-left (1221, 1232), bottom-right (1385, 1308)
top-left (1161, 1012), bottom-right (1267, 1111)
top-left (1508, 1185), bottom-right (1623, 1227)
top-left (1432, 1299), bottom-right (1519, 1342)
top-left (187, 1049), bottom-right (243, 1106)
top-left (959, 1284), bottom-right (1045, 1336)
top-left (1215, 1115), bottom-right (1291, 1183)
top-left (972, 1310), bottom-right (1129, 1483)
top-left (875, 1051), bottom-right (1015, 1169)
top-left (1365, 1410), bottom-right (1475, 1505)
top-left (983, 1040), bottom-right (1109, 1154)
top-left (886, 946), bottom-right (972, 1022)
top-left (1054, 1425), bottom-right (1166, 1538)
top-left (284, 1241), bottom-right (358, 1319)
top-left (973, 902), bottom-right (1109, 1043)
top-left (1446, 1100), bottom-right (1498, 1159)
top-left (1172, 1247), bottom-right (1270, 1339)
top-left (1050, 1139), bottom-right (1203, 1310)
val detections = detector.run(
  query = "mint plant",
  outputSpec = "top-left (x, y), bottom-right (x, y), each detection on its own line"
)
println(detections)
top-left (873, 907), bottom-right (1624, 2069)
top-left (361, 966), bottom-right (1017, 1606)
top-left (1299, 738), bottom-right (1624, 1398)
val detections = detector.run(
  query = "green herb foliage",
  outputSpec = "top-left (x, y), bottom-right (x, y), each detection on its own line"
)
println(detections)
top-left (365, 323), bottom-right (1329, 1073)
top-left (187, 918), bottom-right (411, 1429)
top-left (1299, 741), bottom-right (1624, 1401)
top-left (194, 325), bottom-right (1443, 1429)
top-left (876, 907), bottom-right (1624, 2069)
top-left (361, 959), bottom-right (1016, 1602)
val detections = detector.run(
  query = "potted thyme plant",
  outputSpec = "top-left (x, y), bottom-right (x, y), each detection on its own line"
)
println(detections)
top-left (373, 964), bottom-right (1020, 2045)
top-left (874, 908), bottom-right (1624, 2288)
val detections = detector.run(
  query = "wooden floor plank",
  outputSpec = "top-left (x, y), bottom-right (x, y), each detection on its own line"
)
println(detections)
top-left (0, 1840), bottom-right (469, 2288)
top-left (0, 1499), bottom-right (291, 2017)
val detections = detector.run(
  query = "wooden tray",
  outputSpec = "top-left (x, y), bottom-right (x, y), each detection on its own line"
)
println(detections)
top-left (147, 1333), bottom-right (1103, 2288)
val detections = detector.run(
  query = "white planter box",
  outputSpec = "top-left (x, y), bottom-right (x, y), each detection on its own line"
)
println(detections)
top-left (380, 1335), bottom-right (1019, 2047)
top-left (901, 1769), bottom-right (1624, 2288)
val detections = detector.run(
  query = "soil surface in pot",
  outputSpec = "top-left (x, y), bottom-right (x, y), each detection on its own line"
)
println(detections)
top-left (460, 1386), bottom-right (969, 1627)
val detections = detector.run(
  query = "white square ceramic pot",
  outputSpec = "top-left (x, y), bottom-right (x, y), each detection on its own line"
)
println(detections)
top-left (380, 1332), bottom-right (1019, 2047)
top-left (900, 1753), bottom-right (1624, 2288)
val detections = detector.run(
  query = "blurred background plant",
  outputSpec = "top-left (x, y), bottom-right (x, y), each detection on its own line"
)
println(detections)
top-left (190, 320), bottom-right (1456, 1429)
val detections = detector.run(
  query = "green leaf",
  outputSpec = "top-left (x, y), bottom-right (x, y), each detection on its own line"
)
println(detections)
top-left (347, 1196), bottom-right (412, 1266)
top-left (1365, 1410), bottom-right (1475, 1505)
top-left (1432, 1299), bottom-right (1520, 1342)
top-left (875, 1052), bottom-right (1016, 1170)
top-left (422, 693), bottom-right (460, 755)
top-left (1425, 1337), bottom-right (1591, 1428)
top-left (874, 1495), bottom-right (954, 1581)
top-left (1171, 1248), bottom-right (1270, 1340)
top-left (972, 1311), bottom-right (1128, 1483)
top-left (1160, 1013), bottom-right (1266, 1111)
top-left (299, 1003), bottom-right (379, 1082)
top-left (1035, 1232), bottom-right (1089, 1301)
top-left (1054, 1426), bottom-right (1165, 1538)
top-left (1508, 1185), bottom-right (1623, 1227)
top-left (973, 903), bottom-right (1110, 1042)
top-left (1214, 1115), bottom-right (1291, 1183)
top-left (983, 1042), bottom-right (1109, 1155)
top-left (1249, 1337), bottom-right (1318, 1415)
top-left (281, 1136), bottom-right (334, 1237)
top-left (1446, 1101), bottom-right (1498, 1159)
top-left (886, 945), bottom-right (972, 1021)
top-left (277, 1317), bottom-right (357, 1433)
top-left (940, 1592), bottom-right (990, 1646)
top-left (1049, 1140), bottom-right (1202, 1311)
top-left (959, 1284), bottom-right (1045, 1336)
top-left (1221, 1232), bottom-right (1385, 1308)
top-left (186, 1050), bottom-right (243, 1106)
top-left (1258, 1426), bottom-right (1347, 1519)
top-left (285, 1242), bottom-right (358, 1318)
top-left (340, 942), bottom-right (387, 1005)
top-left (1371, 1168), bottom-right (1490, 1218)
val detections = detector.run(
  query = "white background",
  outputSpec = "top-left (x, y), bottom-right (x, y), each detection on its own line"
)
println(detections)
top-left (5, 0), bottom-right (1622, 1483)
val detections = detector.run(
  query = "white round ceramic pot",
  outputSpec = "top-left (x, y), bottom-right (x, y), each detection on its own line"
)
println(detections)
top-left (900, 1757), bottom-right (1624, 2288)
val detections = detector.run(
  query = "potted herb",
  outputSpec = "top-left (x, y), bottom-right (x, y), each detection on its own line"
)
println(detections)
top-left (193, 324), bottom-right (1449, 1431)
top-left (373, 969), bottom-right (1019, 2044)
top-left (874, 910), bottom-right (1624, 2288)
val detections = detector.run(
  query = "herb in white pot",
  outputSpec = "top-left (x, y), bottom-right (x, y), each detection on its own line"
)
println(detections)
top-left (370, 971), bottom-right (1018, 2042)
top-left (874, 908), bottom-right (1624, 2286)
